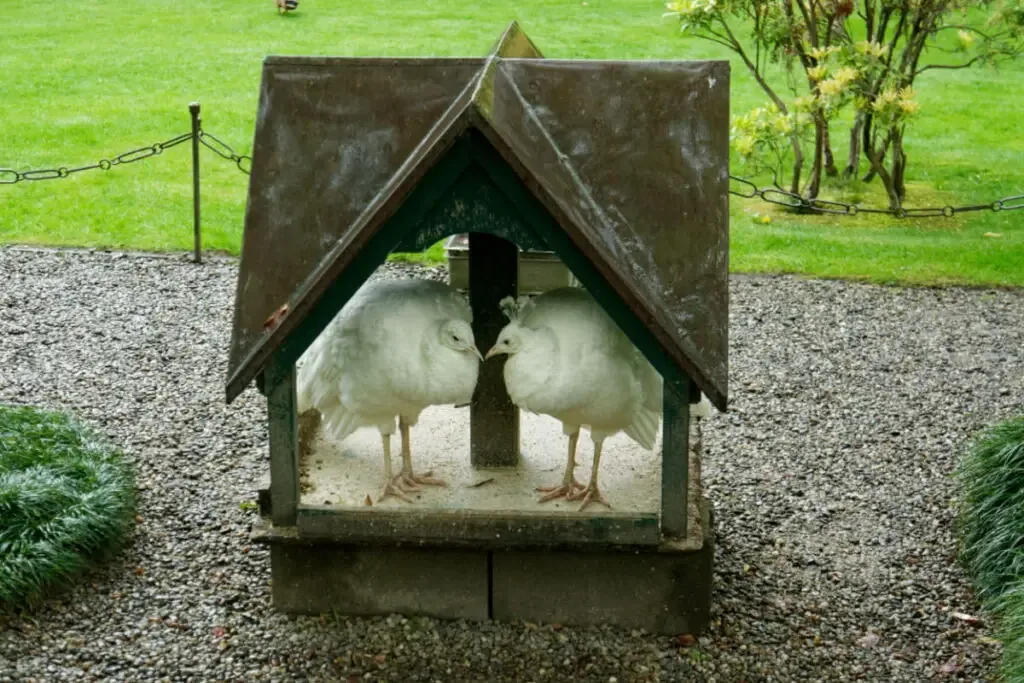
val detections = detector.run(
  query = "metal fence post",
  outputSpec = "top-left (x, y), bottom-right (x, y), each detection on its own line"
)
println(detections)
top-left (189, 102), bottom-right (202, 264)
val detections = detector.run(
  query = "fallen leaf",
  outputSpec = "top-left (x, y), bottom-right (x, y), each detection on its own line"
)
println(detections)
top-left (374, 654), bottom-right (386, 664)
top-left (467, 478), bottom-right (495, 488)
top-left (983, 232), bottom-right (1003, 238)
top-left (212, 626), bottom-right (226, 638)
top-left (134, 567), bottom-right (145, 576)
top-left (262, 303), bottom-right (290, 331)
top-left (363, 495), bottom-right (373, 506)
top-left (857, 632), bottom-right (880, 648)
top-left (952, 612), bottom-right (984, 627)
top-left (217, 638), bottom-right (230, 651)
top-left (134, 515), bottom-right (143, 524)
top-left (677, 634), bottom-right (697, 648)
top-left (939, 657), bottom-right (963, 675)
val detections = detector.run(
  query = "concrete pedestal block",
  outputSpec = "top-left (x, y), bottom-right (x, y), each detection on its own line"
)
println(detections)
top-left (492, 502), bottom-right (714, 635)
top-left (270, 544), bottom-right (489, 620)
top-left (262, 499), bottom-right (713, 634)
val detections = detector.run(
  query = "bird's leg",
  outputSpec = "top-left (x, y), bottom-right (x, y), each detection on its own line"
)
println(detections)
top-left (378, 431), bottom-right (413, 503)
top-left (394, 417), bottom-right (447, 488)
top-left (537, 429), bottom-right (585, 503)
top-left (568, 437), bottom-right (611, 511)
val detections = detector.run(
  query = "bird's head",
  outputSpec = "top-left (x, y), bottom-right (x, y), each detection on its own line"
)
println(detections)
top-left (439, 319), bottom-right (483, 361)
top-left (485, 323), bottom-right (524, 360)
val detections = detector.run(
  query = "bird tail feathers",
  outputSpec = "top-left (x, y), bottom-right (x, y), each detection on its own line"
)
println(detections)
top-left (692, 394), bottom-right (713, 419)
top-left (318, 399), bottom-right (361, 443)
top-left (625, 405), bottom-right (660, 451)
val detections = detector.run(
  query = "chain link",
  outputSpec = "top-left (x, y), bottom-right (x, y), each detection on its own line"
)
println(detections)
top-left (730, 176), bottom-right (1023, 218)
top-left (0, 132), bottom-right (197, 184)
top-left (197, 131), bottom-right (252, 175)
top-left (0, 129), bottom-right (251, 184)
top-left (2, 136), bottom-right (1016, 210)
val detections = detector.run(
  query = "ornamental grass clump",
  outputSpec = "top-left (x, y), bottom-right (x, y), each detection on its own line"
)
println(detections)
top-left (0, 405), bottom-right (135, 611)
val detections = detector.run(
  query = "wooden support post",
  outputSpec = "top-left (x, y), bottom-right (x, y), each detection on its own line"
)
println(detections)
top-left (661, 378), bottom-right (692, 539)
top-left (189, 102), bottom-right (202, 264)
top-left (266, 358), bottom-right (299, 526)
top-left (469, 232), bottom-right (519, 467)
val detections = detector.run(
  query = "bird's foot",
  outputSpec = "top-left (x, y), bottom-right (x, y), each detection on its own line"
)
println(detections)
top-left (568, 484), bottom-right (611, 512)
top-left (535, 480), bottom-right (585, 503)
top-left (395, 470), bottom-right (448, 489)
top-left (378, 480), bottom-right (415, 504)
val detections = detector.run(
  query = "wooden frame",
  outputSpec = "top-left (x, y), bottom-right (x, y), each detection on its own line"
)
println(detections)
top-left (260, 130), bottom-right (703, 544)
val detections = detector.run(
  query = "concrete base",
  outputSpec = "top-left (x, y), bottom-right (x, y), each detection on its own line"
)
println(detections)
top-left (271, 544), bottom-right (489, 620)
top-left (263, 500), bottom-right (714, 635)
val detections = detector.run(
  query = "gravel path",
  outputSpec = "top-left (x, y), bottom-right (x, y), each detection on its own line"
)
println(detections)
top-left (1, 246), bottom-right (1021, 682)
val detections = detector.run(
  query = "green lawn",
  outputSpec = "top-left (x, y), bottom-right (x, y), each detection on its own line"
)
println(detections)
top-left (1, 0), bottom-right (1021, 286)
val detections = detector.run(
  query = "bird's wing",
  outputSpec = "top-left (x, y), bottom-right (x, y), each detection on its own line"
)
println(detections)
top-left (623, 352), bottom-right (662, 450)
top-left (523, 288), bottom-right (664, 449)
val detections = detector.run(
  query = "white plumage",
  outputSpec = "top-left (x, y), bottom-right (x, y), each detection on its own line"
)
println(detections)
top-left (485, 287), bottom-right (664, 511)
top-left (297, 278), bottom-right (482, 502)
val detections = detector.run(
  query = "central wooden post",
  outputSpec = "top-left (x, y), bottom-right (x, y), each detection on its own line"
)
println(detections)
top-left (469, 232), bottom-right (520, 467)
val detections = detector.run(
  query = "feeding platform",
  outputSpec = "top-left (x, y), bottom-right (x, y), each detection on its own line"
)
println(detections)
top-left (226, 23), bottom-right (729, 635)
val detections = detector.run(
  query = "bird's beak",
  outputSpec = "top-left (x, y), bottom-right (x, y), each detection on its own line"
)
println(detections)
top-left (471, 346), bottom-right (484, 362)
top-left (484, 346), bottom-right (499, 361)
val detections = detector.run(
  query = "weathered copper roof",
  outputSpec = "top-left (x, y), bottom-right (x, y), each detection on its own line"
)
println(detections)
top-left (227, 22), bottom-right (730, 410)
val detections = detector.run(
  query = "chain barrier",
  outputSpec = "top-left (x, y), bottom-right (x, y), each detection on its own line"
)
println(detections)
top-left (3, 131), bottom-right (1020, 218)
top-left (197, 130), bottom-right (251, 175)
top-left (0, 128), bottom-right (251, 184)
top-left (729, 176), bottom-right (1023, 218)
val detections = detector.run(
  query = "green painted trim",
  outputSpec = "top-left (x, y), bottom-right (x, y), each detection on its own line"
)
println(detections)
top-left (465, 129), bottom-right (695, 396)
top-left (267, 353), bottom-right (299, 526)
top-left (395, 161), bottom-right (548, 253)
top-left (661, 379), bottom-right (691, 538)
top-left (294, 505), bottom-right (662, 549)
top-left (265, 137), bottom-right (474, 389)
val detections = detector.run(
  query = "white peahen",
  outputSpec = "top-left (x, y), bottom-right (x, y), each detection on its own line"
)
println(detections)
top-left (485, 287), bottom-right (665, 511)
top-left (296, 278), bottom-right (482, 503)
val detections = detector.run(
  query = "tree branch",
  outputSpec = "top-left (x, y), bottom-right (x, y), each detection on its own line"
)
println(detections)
top-left (915, 53), bottom-right (993, 74)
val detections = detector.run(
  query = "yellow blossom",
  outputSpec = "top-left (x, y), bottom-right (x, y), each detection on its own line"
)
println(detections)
top-left (899, 99), bottom-right (920, 115)
top-left (958, 29), bottom-right (975, 49)
top-left (793, 95), bottom-right (818, 112)
top-left (734, 136), bottom-right (756, 156)
top-left (771, 115), bottom-right (794, 135)
top-left (855, 40), bottom-right (889, 59)
top-left (807, 65), bottom-right (829, 81)
top-left (808, 46), bottom-right (840, 60)
top-left (833, 66), bottom-right (859, 84)
top-left (818, 79), bottom-right (844, 97)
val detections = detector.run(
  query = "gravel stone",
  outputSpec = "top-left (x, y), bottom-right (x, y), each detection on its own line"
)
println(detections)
top-left (1, 246), bottom-right (1021, 682)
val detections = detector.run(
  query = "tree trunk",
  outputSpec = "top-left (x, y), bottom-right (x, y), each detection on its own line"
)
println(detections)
top-left (889, 126), bottom-right (907, 204)
top-left (805, 112), bottom-right (826, 200)
top-left (788, 130), bottom-right (804, 195)
top-left (861, 115), bottom-right (876, 183)
top-left (844, 114), bottom-right (863, 179)
top-left (823, 122), bottom-right (839, 178)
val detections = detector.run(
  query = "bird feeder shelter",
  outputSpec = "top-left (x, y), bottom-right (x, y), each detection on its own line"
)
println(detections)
top-left (226, 23), bottom-right (729, 635)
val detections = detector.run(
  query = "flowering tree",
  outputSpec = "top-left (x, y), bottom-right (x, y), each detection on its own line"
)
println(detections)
top-left (665, 0), bottom-right (1023, 209)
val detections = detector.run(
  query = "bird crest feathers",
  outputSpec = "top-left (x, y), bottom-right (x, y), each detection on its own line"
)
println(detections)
top-left (499, 295), bottom-right (534, 323)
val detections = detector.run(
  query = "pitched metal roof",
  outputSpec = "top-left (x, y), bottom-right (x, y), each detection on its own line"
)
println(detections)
top-left (226, 22), bottom-right (730, 410)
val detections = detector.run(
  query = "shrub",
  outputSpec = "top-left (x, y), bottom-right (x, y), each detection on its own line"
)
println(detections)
top-left (0, 405), bottom-right (135, 611)
top-left (957, 414), bottom-right (1024, 678)
top-left (959, 415), bottom-right (1024, 605)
